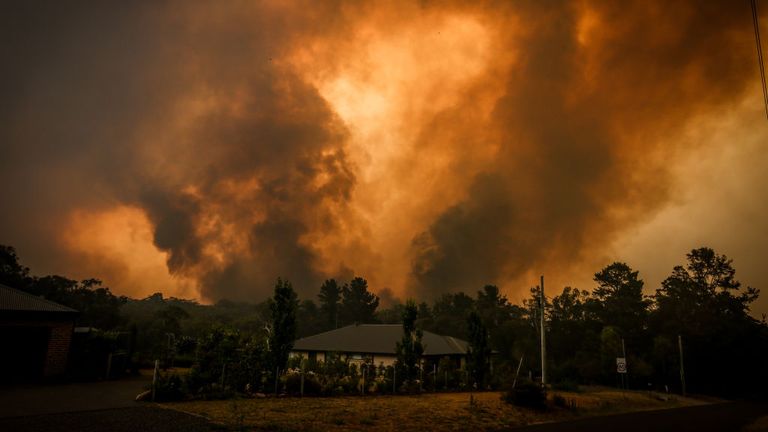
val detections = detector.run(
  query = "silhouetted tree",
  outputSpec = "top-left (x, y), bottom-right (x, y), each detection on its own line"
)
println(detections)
top-left (652, 247), bottom-right (764, 396)
top-left (591, 262), bottom-right (649, 342)
top-left (467, 310), bottom-right (491, 388)
top-left (396, 300), bottom-right (424, 385)
top-left (318, 279), bottom-right (341, 330)
top-left (0, 245), bottom-right (30, 289)
top-left (28, 276), bottom-right (125, 329)
top-left (339, 277), bottom-right (379, 325)
top-left (297, 299), bottom-right (324, 337)
top-left (376, 302), bottom-right (405, 324)
top-left (427, 292), bottom-right (475, 339)
top-left (267, 278), bottom-right (298, 376)
top-left (476, 285), bottom-right (512, 329)
top-left (548, 287), bottom-right (602, 383)
top-left (655, 247), bottom-right (758, 335)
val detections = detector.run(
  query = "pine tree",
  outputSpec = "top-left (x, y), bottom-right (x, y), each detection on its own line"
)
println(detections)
top-left (318, 279), bottom-right (342, 330)
top-left (467, 311), bottom-right (491, 388)
top-left (268, 278), bottom-right (298, 377)
top-left (339, 277), bottom-right (379, 325)
top-left (396, 300), bottom-right (424, 385)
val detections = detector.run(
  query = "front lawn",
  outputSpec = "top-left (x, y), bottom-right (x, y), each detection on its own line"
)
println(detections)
top-left (161, 387), bottom-right (711, 431)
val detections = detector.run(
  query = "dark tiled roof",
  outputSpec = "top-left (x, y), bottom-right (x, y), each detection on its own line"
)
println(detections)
top-left (293, 324), bottom-right (468, 356)
top-left (0, 284), bottom-right (78, 314)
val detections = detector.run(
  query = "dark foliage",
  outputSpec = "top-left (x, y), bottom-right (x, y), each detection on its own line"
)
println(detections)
top-left (395, 300), bottom-right (424, 385)
top-left (339, 277), bottom-right (379, 325)
top-left (267, 278), bottom-right (298, 377)
top-left (467, 311), bottom-right (491, 388)
top-left (2, 243), bottom-right (766, 399)
top-left (318, 279), bottom-right (342, 330)
top-left (504, 380), bottom-right (547, 410)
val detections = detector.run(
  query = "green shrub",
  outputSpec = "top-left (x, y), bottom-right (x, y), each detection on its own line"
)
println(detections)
top-left (552, 393), bottom-right (568, 408)
top-left (284, 371), bottom-right (322, 395)
top-left (153, 373), bottom-right (185, 401)
top-left (503, 380), bottom-right (547, 410)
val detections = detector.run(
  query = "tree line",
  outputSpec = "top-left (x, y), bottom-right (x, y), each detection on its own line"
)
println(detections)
top-left (1, 244), bottom-right (766, 397)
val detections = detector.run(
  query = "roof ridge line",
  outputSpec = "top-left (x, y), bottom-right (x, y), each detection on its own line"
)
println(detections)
top-left (0, 283), bottom-right (79, 312)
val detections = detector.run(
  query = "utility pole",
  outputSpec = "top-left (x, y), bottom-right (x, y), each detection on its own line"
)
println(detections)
top-left (540, 275), bottom-right (546, 387)
top-left (678, 335), bottom-right (686, 396)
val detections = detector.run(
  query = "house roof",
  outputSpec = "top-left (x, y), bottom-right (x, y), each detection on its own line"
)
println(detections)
top-left (0, 283), bottom-right (78, 314)
top-left (293, 324), bottom-right (468, 356)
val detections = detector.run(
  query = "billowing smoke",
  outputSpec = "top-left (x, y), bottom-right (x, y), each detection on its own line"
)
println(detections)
top-left (0, 1), bottom-right (356, 300)
top-left (1, 1), bottom-right (765, 308)
top-left (409, 1), bottom-right (760, 298)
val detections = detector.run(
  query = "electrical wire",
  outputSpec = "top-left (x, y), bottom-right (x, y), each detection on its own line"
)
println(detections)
top-left (752, 0), bottom-right (768, 119)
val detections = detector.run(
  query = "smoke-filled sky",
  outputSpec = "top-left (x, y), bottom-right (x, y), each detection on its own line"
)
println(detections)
top-left (1, 0), bottom-right (767, 316)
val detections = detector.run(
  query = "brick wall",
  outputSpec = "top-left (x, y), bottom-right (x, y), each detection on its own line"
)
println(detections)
top-left (0, 319), bottom-right (74, 378)
top-left (44, 322), bottom-right (73, 377)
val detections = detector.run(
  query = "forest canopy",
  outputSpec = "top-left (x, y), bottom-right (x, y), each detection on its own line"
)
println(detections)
top-left (1, 244), bottom-right (765, 397)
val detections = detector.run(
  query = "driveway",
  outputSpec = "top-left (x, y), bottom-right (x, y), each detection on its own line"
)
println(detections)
top-left (0, 375), bottom-right (219, 431)
top-left (0, 375), bottom-right (150, 417)
top-left (0, 406), bottom-right (219, 432)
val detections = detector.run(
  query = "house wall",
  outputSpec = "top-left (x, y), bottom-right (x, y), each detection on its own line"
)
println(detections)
top-left (289, 350), bottom-right (325, 363)
top-left (44, 321), bottom-right (74, 376)
top-left (371, 354), bottom-right (397, 367)
top-left (0, 318), bottom-right (74, 380)
top-left (289, 351), bottom-right (432, 369)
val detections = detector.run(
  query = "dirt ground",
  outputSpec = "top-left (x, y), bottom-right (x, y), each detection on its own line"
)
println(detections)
top-left (163, 387), bottom-right (710, 432)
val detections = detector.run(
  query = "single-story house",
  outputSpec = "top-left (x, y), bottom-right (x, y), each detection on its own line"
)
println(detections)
top-left (290, 324), bottom-right (469, 368)
top-left (0, 283), bottom-right (78, 382)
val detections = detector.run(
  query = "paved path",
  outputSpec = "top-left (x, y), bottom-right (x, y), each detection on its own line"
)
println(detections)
top-left (0, 406), bottom-right (219, 432)
top-left (0, 375), bottom-right (150, 417)
top-left (0, 376), bottom-right (220, 431)
top-left (508, 401), bottom-right (768, 432)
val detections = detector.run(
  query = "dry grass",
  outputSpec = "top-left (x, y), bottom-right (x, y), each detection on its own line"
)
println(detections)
top-left (161, 388), bottom-right (710, 432)
top-left (743, 416), bottom-right (768, 432)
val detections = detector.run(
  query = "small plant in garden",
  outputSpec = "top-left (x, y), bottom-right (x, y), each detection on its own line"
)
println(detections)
top-left (152, 372), bottom-right (185, 401)
top-left (503, 379), bottom-right (547, 410)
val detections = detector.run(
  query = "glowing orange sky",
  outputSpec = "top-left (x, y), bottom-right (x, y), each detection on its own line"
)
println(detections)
top-left (1, 1), bottom-right (766, 316)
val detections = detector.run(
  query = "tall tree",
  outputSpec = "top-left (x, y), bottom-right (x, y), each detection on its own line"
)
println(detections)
top-left (339, 277), bottom-right (379, 325)
top-left (476, 285), bottom-right (511, 329)
top-left (0, 245), bottom-right (30, 289)
top-left (654, 247), bottom-right (758, 336)
top-left (551, 286), bottom-right (589, 322)
top-left (466, 310), bottom-right (491, 388)
top-left (591, 262), bottom-right (649, 337)
top-left (318, 279), bottom-right (341, 330)
top-left (549, 287), bottom-right (602, 383)
top-left (376, 302), bottom-right (405, 324)
top-left (268, 278), bottom-right (298, 376)
top-left (652, 247), bottom-right (763, 396)
top-left (297, 299), bottom-right (324, 337)
top-left (428, 292), bottom-right (475, 339)
top-left (396, 300), bottom-right (424, 384)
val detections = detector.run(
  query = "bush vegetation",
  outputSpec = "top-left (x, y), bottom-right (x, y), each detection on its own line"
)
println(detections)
top-left (2, 244), bottom-right (766, 399)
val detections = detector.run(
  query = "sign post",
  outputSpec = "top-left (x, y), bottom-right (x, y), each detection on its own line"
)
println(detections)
top-left (616, 357), bottom-right (627, 374)
top-left (616, 357), bottom-right (627, 396)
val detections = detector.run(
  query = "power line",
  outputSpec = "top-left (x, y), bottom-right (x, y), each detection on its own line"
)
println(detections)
top-left (752, 0), bottom-right (768, 119)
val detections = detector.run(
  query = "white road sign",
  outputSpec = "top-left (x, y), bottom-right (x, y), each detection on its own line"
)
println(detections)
top-left (616, 357), bottom-right (627, 374)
